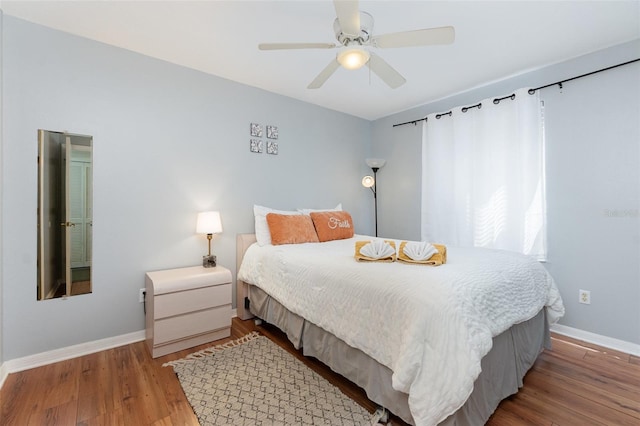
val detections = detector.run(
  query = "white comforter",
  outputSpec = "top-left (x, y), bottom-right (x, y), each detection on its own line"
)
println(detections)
top-left (238, 236), bottom-right (564, 426)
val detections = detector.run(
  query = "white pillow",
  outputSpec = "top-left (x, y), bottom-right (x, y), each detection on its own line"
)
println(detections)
top-left (253, 205), bottom-right (301, 246)
top-left (297, 203), bottom-right (342, 216)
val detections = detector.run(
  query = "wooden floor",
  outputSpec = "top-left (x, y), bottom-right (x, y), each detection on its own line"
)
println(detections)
top-left (1, 317), bottom-right (639, 425)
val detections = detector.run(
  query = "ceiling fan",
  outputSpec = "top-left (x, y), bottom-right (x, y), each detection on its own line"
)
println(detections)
top-left (258, 0), bottom-right (455, 89)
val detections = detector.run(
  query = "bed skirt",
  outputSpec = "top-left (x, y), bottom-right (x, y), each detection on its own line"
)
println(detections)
top-left (248, 284), bottom-right (550, 425)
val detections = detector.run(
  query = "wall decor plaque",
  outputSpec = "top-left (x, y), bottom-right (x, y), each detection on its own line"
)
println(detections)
top-left (266, 125), bottom-right (279, 140)
top-left (267, 141), bottom-right (278, 155)
top-left (250, 139), bottom-right (263, 153)
top-left (250, 123), bottom-right (263, 137)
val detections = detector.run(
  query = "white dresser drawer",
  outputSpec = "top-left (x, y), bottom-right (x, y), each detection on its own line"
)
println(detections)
top-left (154, 283), bottom-right (231, 319)
top-left (154, 304), bottom-right (231, 345)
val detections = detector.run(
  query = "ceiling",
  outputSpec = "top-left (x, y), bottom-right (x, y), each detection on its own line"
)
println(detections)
top-left (2, 1), bottom-right (639, 120)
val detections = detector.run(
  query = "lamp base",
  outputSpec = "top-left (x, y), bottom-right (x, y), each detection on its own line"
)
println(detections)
top-left (202, 255), bottom-right (217, 268)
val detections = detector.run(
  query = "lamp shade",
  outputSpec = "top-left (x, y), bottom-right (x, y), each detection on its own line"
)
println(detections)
top-left (362, 175), bottom-right (375, 188)
top-left (196, 211), bottom-right (222, 234)
top-left (366, 158), bottom-right (386, 169)
top-left (337, 48), bottom-right (370, 70)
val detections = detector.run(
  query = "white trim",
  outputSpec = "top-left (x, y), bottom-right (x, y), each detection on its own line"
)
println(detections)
top-left (1, 309), bottom-right (244, 389)
top-left (2, 323), bottom-right (637, 391)
top-left (1, 330), bottom-right (145, 381)
top-left (551, 324), bottom-right (640, 356)
top-left (0, 362), bottom-right (9, 389)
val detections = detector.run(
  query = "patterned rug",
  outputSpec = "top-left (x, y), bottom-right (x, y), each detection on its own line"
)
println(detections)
top-left (164, 332), bottom-right (375, 425)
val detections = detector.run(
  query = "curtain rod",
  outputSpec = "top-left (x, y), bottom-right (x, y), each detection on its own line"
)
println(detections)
top-left (392, 97), bottom-right (503, 127)
top-left (393, 57), bottom-right (640, 128)
top-left (528, 58), bottom-right (640, 95)
top-left (392, 117), bottom-right (427, 127)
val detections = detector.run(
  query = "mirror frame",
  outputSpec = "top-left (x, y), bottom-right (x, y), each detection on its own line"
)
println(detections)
top-left (37, 130), bottom-right (93, 300)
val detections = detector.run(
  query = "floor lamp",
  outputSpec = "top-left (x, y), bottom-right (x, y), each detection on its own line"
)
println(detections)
top-left (362, 158), bottom-right (386, 237)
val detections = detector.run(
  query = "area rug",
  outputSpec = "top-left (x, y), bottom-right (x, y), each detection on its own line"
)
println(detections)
top-left (164, 332), bottom-right (375, 425)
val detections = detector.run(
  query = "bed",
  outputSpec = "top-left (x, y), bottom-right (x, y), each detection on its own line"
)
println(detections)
top-left (236, 230), bottom-right (564, 426)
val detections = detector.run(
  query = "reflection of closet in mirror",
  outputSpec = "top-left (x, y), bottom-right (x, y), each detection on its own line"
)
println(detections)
top-left (37, 130), bottom-right (93, 300)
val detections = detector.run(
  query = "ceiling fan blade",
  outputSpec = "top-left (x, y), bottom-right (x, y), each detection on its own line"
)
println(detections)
top-left (366, 52), bottom-right (406, 89)
top-left (307, 59), bottom-right (341, 89)
top-left (259, 43), bottom-right (336, 50)
top-left (373, 26), bottom-right (455, 48)
top-left (333, 0), bottom-right (360, 37)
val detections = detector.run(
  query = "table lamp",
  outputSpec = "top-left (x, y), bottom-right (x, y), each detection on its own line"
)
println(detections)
top-left (196, 211), bottom-right (222, 268)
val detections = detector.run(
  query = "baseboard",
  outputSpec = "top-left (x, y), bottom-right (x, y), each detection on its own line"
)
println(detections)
top-left (1, 330), bottom-right (146, 381)
top-left (0, 361), bottom-right (9, 389)
top-left (551, 324), bottom-right (640, 356)
top-left (2, 321), bottom-right (635, 391)
top-left (2, 311), bottom-right (244, 388)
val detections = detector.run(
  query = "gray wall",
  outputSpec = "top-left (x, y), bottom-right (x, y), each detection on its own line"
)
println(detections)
top-left (1, 14), bottom-right (638, 362)
top-left (0, 9), bottom-right (4, 365)
top-left (1, 16), bottom-right (373, 360)
top-left (372, 40), bottom-right (640, 345)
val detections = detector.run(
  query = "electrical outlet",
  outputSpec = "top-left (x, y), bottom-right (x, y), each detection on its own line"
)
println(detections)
top-left (579, 289), bottom-right (591, 305)
top-left (139, 288), bottom-right (146, 303)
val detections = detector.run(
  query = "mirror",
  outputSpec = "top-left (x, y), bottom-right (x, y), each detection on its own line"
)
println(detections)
top-left (37, 130), bottom-right (93, 300)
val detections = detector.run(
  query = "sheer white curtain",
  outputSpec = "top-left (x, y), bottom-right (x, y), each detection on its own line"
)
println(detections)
top-left (421, 88), bottom-right (546, 259)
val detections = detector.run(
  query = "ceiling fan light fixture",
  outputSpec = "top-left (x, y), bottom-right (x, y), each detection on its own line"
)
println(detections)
top-left (337, 48), bottom-right (370, 70)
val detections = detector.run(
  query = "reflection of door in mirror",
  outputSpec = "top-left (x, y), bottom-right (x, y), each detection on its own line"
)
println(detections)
top-left (37, 130), bottom-right (93, 300)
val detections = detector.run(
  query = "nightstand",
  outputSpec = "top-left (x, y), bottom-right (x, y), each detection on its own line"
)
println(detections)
top-left (145, 265), bottom-right (232, 358)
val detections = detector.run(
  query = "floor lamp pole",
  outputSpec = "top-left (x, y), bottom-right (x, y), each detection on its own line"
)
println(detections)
top-left (372, 167), bottom-right (379, 237)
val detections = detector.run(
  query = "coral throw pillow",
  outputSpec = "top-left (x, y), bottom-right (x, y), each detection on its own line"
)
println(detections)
top-left (310, 211), bottom-right (354, 242)
top-left (266, 213), bottom-right (319, 245)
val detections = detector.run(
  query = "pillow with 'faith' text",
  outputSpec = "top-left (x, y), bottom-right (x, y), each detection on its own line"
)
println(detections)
top-left (309, 211), bottom-right (354, 242)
